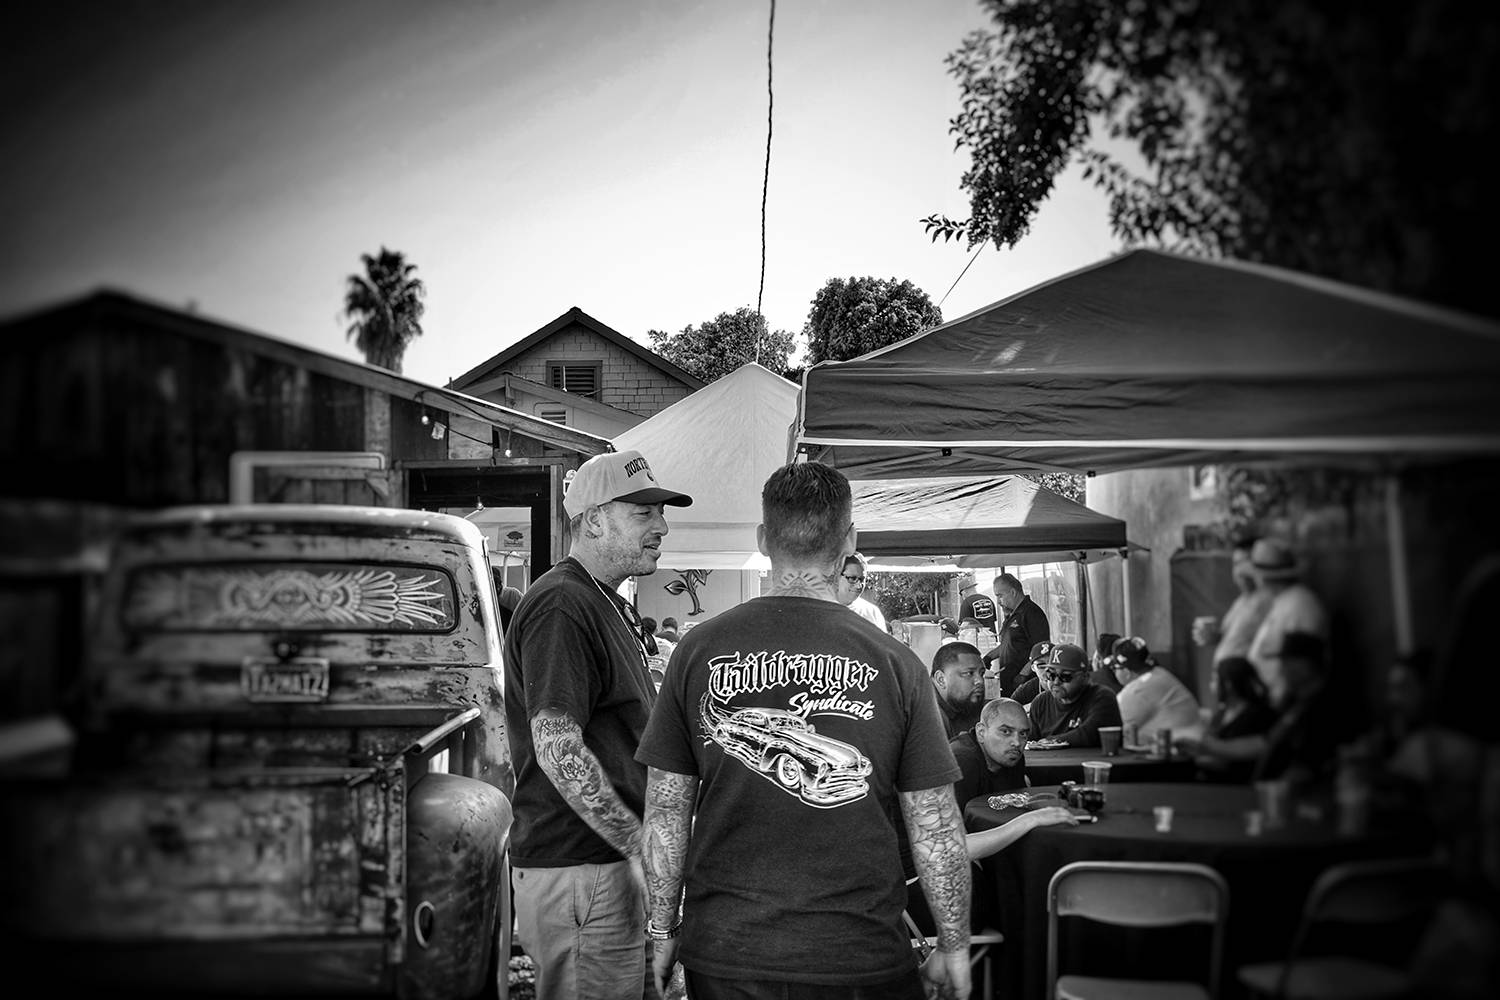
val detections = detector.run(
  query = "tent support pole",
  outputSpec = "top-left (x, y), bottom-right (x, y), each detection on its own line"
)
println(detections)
top-left (1077, 554), bottom-right (1089, 648)
top-left (1385, 473), bottom-right (1414, 654)
top-left (1120, 548), bottom-right (1133, 636)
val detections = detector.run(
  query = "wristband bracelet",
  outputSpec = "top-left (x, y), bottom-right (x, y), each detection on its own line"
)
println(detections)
top-left (646, 917), bottom-right (683, 941)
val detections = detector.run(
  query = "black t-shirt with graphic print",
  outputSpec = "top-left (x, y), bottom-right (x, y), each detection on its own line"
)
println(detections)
top-left (637, 596), bottom-right (961, 986)
top-left (960, 592), bottom-right (998, 632)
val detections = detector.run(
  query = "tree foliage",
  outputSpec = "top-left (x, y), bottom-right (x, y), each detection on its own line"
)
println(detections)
top-left (1026, 471), bottom-right (1083, 503)
top-left (924, 0), bottom-right (1498, 316)
top-left (803, 276), bottom-right (943, 365)
top-left (343, 246), bottom-right (426, 373)
top-left (647, 307), bottom-right (796, 383)
top-left (868, 571), bottom-right (952, 621)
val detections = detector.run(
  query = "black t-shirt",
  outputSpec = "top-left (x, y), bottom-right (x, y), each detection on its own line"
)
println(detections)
top-left (1028, 684), bottom-right (1122, 747)
top-left (949, 729), bottom-right (1028, 814)
top-left (960, 593), bottom-right (998, 632)
top-left (637, 596), bottom-right (960, 985)
top-left (1254, 684), bottom-right (1349, 784)
top-left (502, 557), bottom-right (657, 867)
top-left (983, 596), bottom-right (1051, 694)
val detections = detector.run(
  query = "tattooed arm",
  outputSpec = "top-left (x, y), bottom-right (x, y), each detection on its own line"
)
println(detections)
top-left (901, 784), bottom-right (973, 999)
top-left (643, 766), bottom-right (698, 995)
top-left (530, 709), bottom-right (644, 858)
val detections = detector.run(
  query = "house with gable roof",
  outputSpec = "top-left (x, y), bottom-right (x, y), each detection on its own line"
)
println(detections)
top-left (446, 306), bottom-right (704, 437)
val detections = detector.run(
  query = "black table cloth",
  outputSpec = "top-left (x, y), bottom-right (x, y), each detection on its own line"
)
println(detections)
top-left (964, 782), bottom-right (1432, 1000)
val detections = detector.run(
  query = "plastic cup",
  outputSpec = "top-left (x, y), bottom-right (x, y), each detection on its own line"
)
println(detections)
top-left (1244, 809), bottom-right (1264, 836)
top-left (1099, 726), bottom-right (1123, 757)
top-left (1191, 615), bottom-right (1217, 646)
top-left (1255, 779), bottom-right (1291, 830)
top-left (1153, 805), bottom-right (1174, 833)
top-left (1081, 760), bottom-right (1112, 788)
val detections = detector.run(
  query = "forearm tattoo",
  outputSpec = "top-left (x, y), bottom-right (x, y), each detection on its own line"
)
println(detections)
top-left (642, 768), bottom-right (698, 926)
top-left (901, 785), bottom-right (972, 953)
top-left (532, 711), bottom-right (641, 857)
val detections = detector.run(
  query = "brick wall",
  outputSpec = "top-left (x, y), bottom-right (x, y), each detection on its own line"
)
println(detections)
top-left (507, 323), bottom-right (692, 418)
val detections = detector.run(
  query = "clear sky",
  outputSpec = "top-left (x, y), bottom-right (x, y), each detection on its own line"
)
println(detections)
top-left (0, 0), bottom-right (1119, 388)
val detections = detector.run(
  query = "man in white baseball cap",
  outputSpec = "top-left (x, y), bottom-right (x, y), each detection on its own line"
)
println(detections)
top-left (503, 448), bottom-right (691, 1000)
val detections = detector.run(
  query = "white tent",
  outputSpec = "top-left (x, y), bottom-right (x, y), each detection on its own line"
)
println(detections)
top-left (614, 361), bottom-right (1140, 571)
top-left (613, 363), bottom-right (796, 570)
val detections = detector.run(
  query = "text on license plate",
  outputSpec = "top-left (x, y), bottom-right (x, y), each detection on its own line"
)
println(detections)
top-left (242, 657), bottom-right (331, 702)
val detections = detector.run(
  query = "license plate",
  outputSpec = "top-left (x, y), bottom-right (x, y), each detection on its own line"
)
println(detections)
top-left (242, 657), bottom-right (331, 702)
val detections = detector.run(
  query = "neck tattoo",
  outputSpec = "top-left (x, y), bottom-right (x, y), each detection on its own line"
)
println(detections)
top-left (767, 568), bottom-right (839, 600)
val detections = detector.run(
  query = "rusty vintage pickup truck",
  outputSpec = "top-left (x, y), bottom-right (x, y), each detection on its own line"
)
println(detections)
top-left (0, 505), bottom-right (516, 998)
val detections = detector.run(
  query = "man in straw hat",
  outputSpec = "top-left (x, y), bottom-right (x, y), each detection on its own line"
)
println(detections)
top-left (503, 449), bottom-right (692, 1000)
top-left (1245, 538), bottom-right (1328, 702)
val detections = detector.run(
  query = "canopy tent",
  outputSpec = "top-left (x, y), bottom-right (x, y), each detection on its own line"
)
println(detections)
top-left (613, 362), bottom-right (799, 570)
top-left (850, 474), bottom-right (1125, 556)
top-left (613, 362), bottom-right (1139, 571)
top-left (791, 248), bottom-right (1500, 649)
top-left (794, 248), bottom-right (1500, 481)
top-left (864, 543), bottom-right (1149, 574)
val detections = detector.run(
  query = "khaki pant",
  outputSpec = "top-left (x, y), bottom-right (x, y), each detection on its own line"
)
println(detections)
top-left (513, 861), bottom-right (651, 1000)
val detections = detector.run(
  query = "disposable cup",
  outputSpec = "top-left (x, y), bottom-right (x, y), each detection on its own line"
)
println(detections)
top-left (1255, 779), bottom-right (1291, 830)
top-left (1191, 615), bottom-right (1217, 646)
top-left (1081, 760), bottom-right (1112, 788)
top-left (1099, 726), bottom-right (1123, 757)
top-left (1153, 805), bottom-right (1174, 833)
top-left (1244, 809), bottom-right (1264, 836)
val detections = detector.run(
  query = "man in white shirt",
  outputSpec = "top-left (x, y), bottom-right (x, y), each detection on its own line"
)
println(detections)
top-left (836, 552), bottom-right (889, 632)
top-left (1245, 539), bottom-right (1328, 702)
top-left (1108, 636), bottom-right (1202, 743)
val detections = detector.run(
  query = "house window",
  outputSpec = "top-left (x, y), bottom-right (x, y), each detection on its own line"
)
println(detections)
top-left (548, 362), bottom-right (601, 398)
top-left (536, 405), bottom-right (568, 425)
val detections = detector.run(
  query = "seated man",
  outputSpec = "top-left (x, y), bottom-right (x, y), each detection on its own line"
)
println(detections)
top-left (1007, 640), bottom-right (1053, 707)
top-left (1252, 631), bottom-right (1349, 786)
top-left (905, 698), bottom-right (1078, 938)
top-left (1176, 632), bottom-right (1348, 788)
top-left (1089, 631), bottom-right (1124, 694)
top-left (1026, 642), bottom-right (1123, 748)
top-left (1109, 636), bottom-right (1202, 743)
top-left (930, 641), bottom-right (986, 739)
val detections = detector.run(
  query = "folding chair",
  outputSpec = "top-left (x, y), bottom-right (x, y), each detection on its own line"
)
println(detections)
top-left (904, 910), bottom-right (1004, 1000)
top-left (1046, 860), bottom-right (1229, 1000)
top-left (1236, 856), bottom-right (1445, 1000)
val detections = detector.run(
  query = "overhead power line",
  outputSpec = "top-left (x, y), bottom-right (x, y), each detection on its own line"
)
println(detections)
top-left (755, 0), bottom-right (775, 363)
top-left (939, 242), bottom-right (985, 311)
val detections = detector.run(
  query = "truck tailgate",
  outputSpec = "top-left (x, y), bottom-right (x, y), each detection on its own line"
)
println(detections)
top-left (0, 766), bottom-right (402, 942)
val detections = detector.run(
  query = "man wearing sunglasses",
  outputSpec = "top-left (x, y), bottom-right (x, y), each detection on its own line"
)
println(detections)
top-left (836, 551), bottom-right (889, 633)
top-left (1026, 642), bottom-right (1123, 748)
top-left (503, 449), bottom-right (692, 1000)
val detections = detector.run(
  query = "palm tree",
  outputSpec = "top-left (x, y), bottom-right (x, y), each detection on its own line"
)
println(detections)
top-left (343, 247), bottom-right (426, 373)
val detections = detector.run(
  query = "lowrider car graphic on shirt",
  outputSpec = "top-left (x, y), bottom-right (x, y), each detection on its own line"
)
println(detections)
top-left (699, 693), bottom-right (871, 808)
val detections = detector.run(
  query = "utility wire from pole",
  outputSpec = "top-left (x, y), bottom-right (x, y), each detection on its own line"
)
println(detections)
top-left (755, 0), bottom-right (775, 363)
top-left (939, 241), bottom-right (985, 311)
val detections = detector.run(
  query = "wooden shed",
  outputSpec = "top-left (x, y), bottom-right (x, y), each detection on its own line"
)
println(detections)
top-left (0, 289), bottom-right (611, 727)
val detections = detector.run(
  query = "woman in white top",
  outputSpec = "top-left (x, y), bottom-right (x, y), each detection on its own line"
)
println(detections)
top-left (1109, 635), bottom-right (1202, 742)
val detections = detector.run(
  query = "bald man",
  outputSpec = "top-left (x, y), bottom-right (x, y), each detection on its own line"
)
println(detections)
top-left (905, 698), bottom-right (1077, 940)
